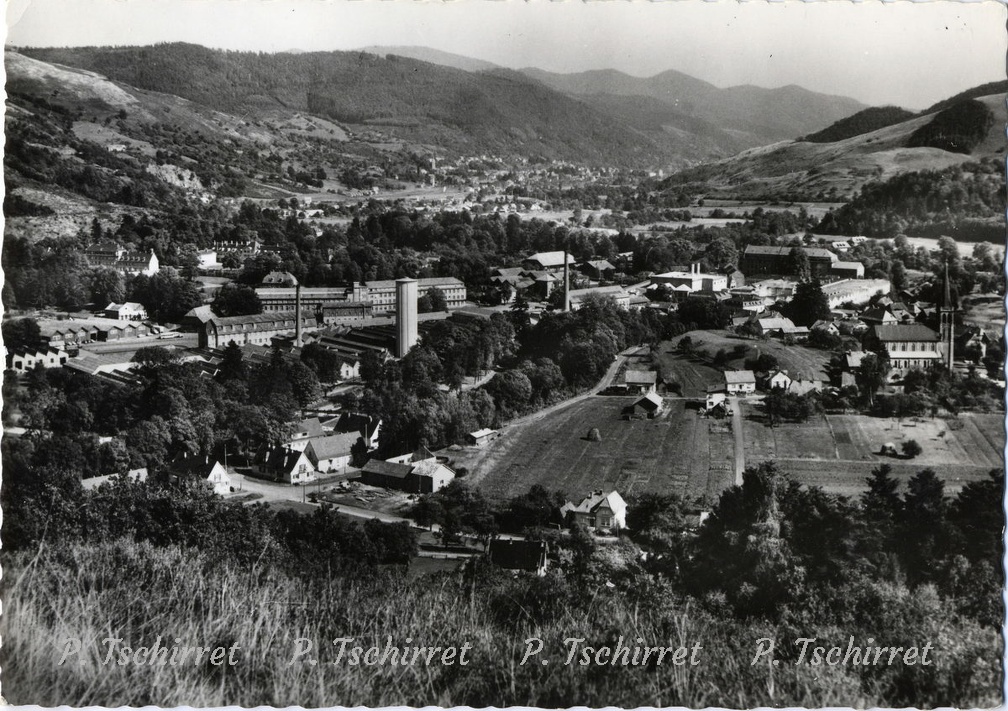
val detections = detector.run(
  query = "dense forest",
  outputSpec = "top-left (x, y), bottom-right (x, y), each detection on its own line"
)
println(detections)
top-left (802, 106), bottom-right (915, 143)
top-left (906, 100), bottom-right (996, 154)
top-left (816, 158), bottom-right (1005, 241)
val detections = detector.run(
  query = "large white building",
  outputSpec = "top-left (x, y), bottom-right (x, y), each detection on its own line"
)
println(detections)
top-left (650, 264), bottom-right (728, 293)
top-left (352, 277), bottom-right (466, 314)
top-left (820, 279), bottom-right (892, 308)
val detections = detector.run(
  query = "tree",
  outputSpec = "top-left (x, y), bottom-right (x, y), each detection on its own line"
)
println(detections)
top-left (89, 267), bottom-right (126, 306)
top-left (855, 352), bottom-right (889, 407)
top-left (216, 341), bottom-right (248, 382)
top-left (505, 485), bottom-right (565, 532)
top-left (890, 259), bottom-right (908, 295)
top-left (900, 468), bottom-right (947, 583)
top-left (902, 439), bottom-right (923, 459)
top-left (211, 283), bottom-right (262, 317)
top-left (704, 237), bottom-right (738, 269)
top-left (2, 318), bottom-right (41, 351)
top-left (784, 280), bottom-right (831, 327)
top-left (790, 246), bottom-right (811, 282)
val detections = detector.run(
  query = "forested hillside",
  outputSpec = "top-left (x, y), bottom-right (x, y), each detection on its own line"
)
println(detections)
top-left (803, 106), bottom-right (915, 143)
top-left (817, 158), bottom-right (1005, 240)
top-left (906, 100), bottom-right (996, 154)
top-left (18, 44), bottom-right (689, 167)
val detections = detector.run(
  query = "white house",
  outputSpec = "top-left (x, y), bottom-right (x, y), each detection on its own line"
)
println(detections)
top-left (560, 490), bottom-right (628, 532)
top-left (724, 370), bottom-right (756, 394)
top-left (287, 417), bottom-right (327, 451)
top-left (304, 432), bottom-right (359, 473)
top-left (261, 448), bottom-right (316, 484)
top-left (104, 302), bottom-right (148, 321)
top-left (204, 461), bottom-right (232, 495)
top-left (765, 370), bottom-right (793, 391)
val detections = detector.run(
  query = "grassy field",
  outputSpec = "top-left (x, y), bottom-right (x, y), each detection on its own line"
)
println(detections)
top-left (743, 407), bottom-right (1003, 497)
top-left (462, 396), bottom-right (734, 505)
top-left (662, 331), bottom-right (833, 385)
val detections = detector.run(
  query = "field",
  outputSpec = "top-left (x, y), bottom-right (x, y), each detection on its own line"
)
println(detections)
top-left (461, 396), bottom-right (735, 505)
top-left (655, 331), bottom-right (833, 397)
top-left (743, 407), bottom-right (1003, 496)
top-left (962, 295), bottom-right (1006, 333)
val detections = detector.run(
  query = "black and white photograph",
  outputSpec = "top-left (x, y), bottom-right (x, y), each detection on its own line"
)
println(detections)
top-left (1, 0), bottom-right (1005, 707)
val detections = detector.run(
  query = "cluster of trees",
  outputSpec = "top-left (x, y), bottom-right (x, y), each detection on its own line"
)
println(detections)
top-left (7, 343), bottom-right (322, 485)
top-left (3, 468), bottom-right (416, 572)
top-left (906, 99), bottom-right (995, 154)
top-left (762, 388), bottom-right (820, 425)
top-left (802, 106), bottom-right (916, 143)
top-left (818, 159), bottom-right (1004, 241)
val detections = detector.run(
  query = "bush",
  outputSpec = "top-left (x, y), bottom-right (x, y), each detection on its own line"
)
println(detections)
top-left (902, 439), bottom-right (923, 458)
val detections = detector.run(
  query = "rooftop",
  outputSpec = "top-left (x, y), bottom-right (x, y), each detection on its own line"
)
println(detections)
top-left (724, 370), bottom-right (756, 384)
top-left (874, 324), bottom-right (940, 342)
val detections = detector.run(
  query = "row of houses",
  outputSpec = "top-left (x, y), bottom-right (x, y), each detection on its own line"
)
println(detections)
top-left (39, 318), bottom-right (155, 350)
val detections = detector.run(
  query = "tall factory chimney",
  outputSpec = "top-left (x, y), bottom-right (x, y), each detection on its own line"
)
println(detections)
top-left (395, 278), bottom-right (419, 358)
top-left (294, 282), bottom-right (303, 347)
top-left (563, 247), bottom-right (570, 312)
top-left (939, 261), bottom-right (955, 372)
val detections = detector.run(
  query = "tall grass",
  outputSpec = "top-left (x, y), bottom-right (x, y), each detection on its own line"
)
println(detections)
top-left (2, 540), bottom-right (999, 708)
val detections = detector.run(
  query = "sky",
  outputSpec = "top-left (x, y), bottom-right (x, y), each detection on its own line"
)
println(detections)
top-left (5, 0), bottom-right (1006, 109)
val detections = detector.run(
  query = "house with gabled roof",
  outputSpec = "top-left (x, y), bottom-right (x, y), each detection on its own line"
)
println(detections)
top-left (623, 392), bottom-right (664, 419)
top-left (723, 370), bottom-right (756, 394)
top-left (288, 417), bottom-right (327, 451)
top-left (170, 458), bottom-right (231, 495)
top-left (259, 448), bottom-right (316, 484)
top-left (333, 412), bottom-right (382, 449)
top-left (559, 490), bottom-right (628, 532)
top-left (305, 432), bottom-right (360, 473)
top-left (104, 302), bottom-right (148, 321)
top-left (624, 369), bottom-right (658, 394)
top-left (361, 447), bottom-right (455, 493)
top-left (762, 369), bottom-right (793, 391)
top-left (489, 539), bottom-right (549, 576)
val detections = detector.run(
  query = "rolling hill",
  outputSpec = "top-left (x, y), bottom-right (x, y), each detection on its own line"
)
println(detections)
top-left (16, 43), bottom-right (718, 169)
top-left (520, 67), bottom-right (867, 147)
top-left (662, 90), bottom-right (1006, 201)
top-left (357, 46), bottom-right (501, 73)
top-left (18, 43), bottom-right (871, 169)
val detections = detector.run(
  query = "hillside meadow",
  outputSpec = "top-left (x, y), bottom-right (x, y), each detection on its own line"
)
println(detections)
top-left (3, 539), bottom-right (999, 708)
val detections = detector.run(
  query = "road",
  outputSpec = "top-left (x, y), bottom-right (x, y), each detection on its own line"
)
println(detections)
top-left (501, 345), bottom-right (646, 429)
top-left (230, 472), bottom-right (427, 524)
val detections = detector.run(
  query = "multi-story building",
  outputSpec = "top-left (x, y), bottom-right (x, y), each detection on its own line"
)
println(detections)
top-left (198, 311), bottom-right (314, 349)
top-left (820, 279), bottom-right (891, 308)
top-left (352, 277), bottom-right (466, 314)
top-left (870, 324), bottom-right (943, 372)
top-left (742, 245), bottom-right (838, 278)
top-left (84, 241), bottom-right (160, 276)
top-left (650, 264), bottom-right (729, 293)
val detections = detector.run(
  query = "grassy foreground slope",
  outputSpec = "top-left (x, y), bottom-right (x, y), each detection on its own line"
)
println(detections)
top-left (3, 540), bottom-right (998, 708)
